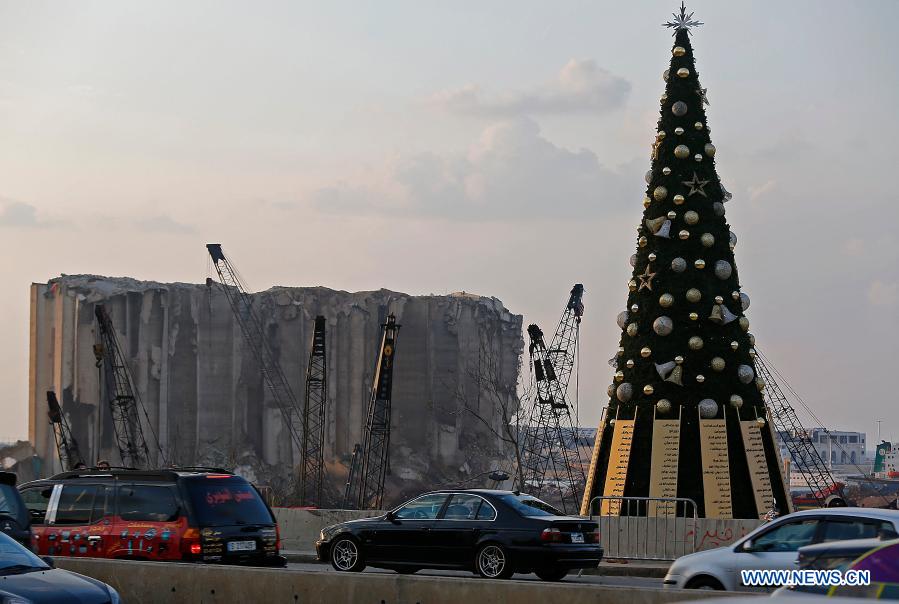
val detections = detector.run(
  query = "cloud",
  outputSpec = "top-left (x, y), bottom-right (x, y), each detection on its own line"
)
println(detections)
top-left (0, 201), bottom-right (64, 228)
top-left (429, 59), bottom-right (630, 117)
top-left (134, 215), bottom-right (196, 234)
top-left (868, 281), bottom-right (898, 307)
top-left (309, 117), bottom-right (639, 221)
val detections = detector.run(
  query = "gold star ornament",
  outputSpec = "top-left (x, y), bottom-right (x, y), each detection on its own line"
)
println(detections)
top-left (682, 172), bottom-right (711, 197)
top-left (637, 264), bottom-right (657, 291)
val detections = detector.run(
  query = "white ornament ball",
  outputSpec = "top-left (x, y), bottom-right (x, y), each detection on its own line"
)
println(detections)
top-left (714, 260), bottom-right (733, 280)
top-left (699, 399), bottom-right (719, 419)
top-left (653, 316), bottom-right (674, 336)
top-left (729, 395), bottom-right (744, 408)
top-left (738, 364), bottom-right (755, 384)
top-left (696, 374), bottom-right (705, 383)
top-left (671, 257), bottom-right (687, 273)
top-left (617, 311), bottom-right (629, 329)
top-left (688, 336), bottom-right (704, 350)
top-left (616, 382), bottom-right (633, 403)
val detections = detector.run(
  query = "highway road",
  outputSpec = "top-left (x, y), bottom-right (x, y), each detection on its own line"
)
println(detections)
top-left (286, 562), bottom-right (664, 588)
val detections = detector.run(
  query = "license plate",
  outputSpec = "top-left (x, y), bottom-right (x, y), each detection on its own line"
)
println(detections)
top-left (570, 532), bottom-right (584, 544)
top-left (227, 540), bottom-right (257, 552)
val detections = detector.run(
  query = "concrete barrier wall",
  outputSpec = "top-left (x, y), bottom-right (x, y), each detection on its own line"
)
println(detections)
top-left (273, 508), bottom-right (381, 551)
top-left (271, 508), bottom-right (764, 559)
top-left (54, 558), bottom-right (751, 604)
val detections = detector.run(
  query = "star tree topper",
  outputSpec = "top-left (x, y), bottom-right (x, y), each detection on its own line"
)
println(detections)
top-left (664, 2), bottom-right (703, 35)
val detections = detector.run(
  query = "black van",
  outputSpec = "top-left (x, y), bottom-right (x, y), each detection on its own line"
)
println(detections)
top-left (18, 467), bottom-right (286, 566)
top-left (0, 472), bottom-right (31, 548)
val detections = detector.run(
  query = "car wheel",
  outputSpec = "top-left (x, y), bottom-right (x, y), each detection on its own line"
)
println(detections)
top-left (535, 567), bottom-right (568, 582)
top-left (330, 537), bottom-right (365, 572)
top-left (686, 576), bottom-right (725, 590)
top-left (476, 543), bottom-right (513, 579)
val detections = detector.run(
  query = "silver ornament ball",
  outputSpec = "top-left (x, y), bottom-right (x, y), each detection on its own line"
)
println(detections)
top-left (616, 382), bottom-right (633, 403)
top-left (653, 315), bottom-right (674, 336)
top-left (714, 260), bottom-right (733, 280)
top-left (738, 364), bottom-right (755, 384)
top-left (699, 399), bottom-right (719, 419)
top-left (672, 101), bottom-right (688, 117)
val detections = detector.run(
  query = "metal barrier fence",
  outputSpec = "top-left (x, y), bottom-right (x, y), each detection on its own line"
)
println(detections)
top-left (587, 496), bottom-right (698, 561)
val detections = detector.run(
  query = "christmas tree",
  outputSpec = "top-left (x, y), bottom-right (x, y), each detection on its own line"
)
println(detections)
top-left (581, 4), bottom-right (789, 519)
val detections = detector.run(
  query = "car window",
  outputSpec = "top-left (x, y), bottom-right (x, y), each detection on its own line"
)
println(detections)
top-left (753, 519), bottom-right (819, 552)
top-left (443, 494), bottom-right (489, 520)
top-left (18, 487), bottom-right (53, 525)
top-left (476, 501), bottom-right (497, 520)
top-left (54, 485), bottom-right (97, 525)
top-left (185, 478), bottom-right (274, 527)
top-left (0, 485), bottom-right (27, 527)
top-left (118, 485), bottom-right (180, 522)
top-left (394, 494), bottom-right (448, 520)
top-left (91, 485), bottom-right (113, 524)
top-left (819, 520), bottom-right (882, 543)
top-left (498, 494), bottom-right (563, 517)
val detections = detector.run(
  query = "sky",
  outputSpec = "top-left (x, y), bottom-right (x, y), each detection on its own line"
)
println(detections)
top-left (1, 1), bottom-right (898, 446)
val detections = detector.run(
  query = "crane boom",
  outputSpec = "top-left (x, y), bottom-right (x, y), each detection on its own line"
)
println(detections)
top-left (300, 316), bottom-right (328, 507)
top-left (344, 315), bottom-right (399, 510)
top-left (46, 391), bottom-right (85, 471)
top-left (94, 304), bottom-right (163, 469)
top-left (205, 244), bottom-right (306, 466)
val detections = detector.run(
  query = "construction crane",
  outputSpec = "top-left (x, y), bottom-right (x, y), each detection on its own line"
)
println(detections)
top-left (46, 391), bottom-right (85, 471)
top-left (300, 316), bottom-right (328, 507)
top-left (94, 304), bottom-right (164, 469)
top-left (755, 349), bottom-right (846, 508)
top-left (205, 244), bottom-right (306, 471)
top-left (544, 284), bottom-right (584, 417)
top-left (343, 315), bottom-right (400, 510)
top-left (518, 324), bottom-right (587, 514)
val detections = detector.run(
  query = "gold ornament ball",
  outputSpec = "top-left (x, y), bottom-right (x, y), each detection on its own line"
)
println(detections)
top-left (674, 355), bottom-right (684, 365)
top-left (649, 252), bottom-right (657, 261)
top-left (653, 185), bottom-right (668, 201)
top-left (675, 126), bottom-right (685, 135)
top-left (659, 293), bottom-right (674, 308)
top-left (694, 121), bottom-right (703, 130)
top-left (663, 68), bottom-right (670, 82)
top-left (705, 143), bottom-right (716, 157)
top-left (688, 336), bottom-right (704, 350)
top-left (608, 384), bottom-right (616, 397)
top-left (749, 349), bottom-right (757, 359)
top-left (617, 346), bottom-right (625, 356)
top-left (756, 417), bottom-right (766, 427)
top-left (672, 46), bottom-right (686, 57)
top-left (614, 370), bottom-right (625, 382)
top-left (730, 394), bottom-right (743, 408)
top-left (674, 144), bottom-right (690, 159)
top-left (656, 399), bottom-right (673, 413)
top-left (662, 167), bottom-right (672, 176)
top-left (715, 295), bottom-right (724, 304)
top-left (626, 359), bottom-right (635, 369)
top-left (739, 317), bottom-right (750, 331)
top-left (711, 357), bottom-right (726, 371)
top-left (696, 374), bottom-right (705, 383)
top-left (667, 210), bottom-right (677, 220)
top-left (673, 194), bottom-right (685, 205)
top-left (660, 93), bottom-right (668, 104)
top-left (640, 347), bottom-right (652, 358)
top-left (689, 312), bottom-right (699, 321)
top-left (609, 419), bottom-right (616, 426)
top-left (731, 291), bottom-right (741, 300)
top-left (630, 303), bottom-right (639, 313)
top-left (694, 259), bottom-right (706, 269)
top-left (730, 340), bottom-right (739, 351)
top-left (701, 233), bottom-right (715, 247)
top-left (643, 384), bottom-right (655, 395)
top-left (686, 288), bottom-right (701, 302)
top-left (639, 236), bottom-right (648, 247)
top-left (677, 67), bottom-right (690, 78)
top-left (643, 196), bottom-right (651, 208)
top-left (679, 229), bottom-right (690, 240)
top-left (684, 210), bottom-right (699, 225)
top-left (627, 322), bottom-right (638, 337)
top-left (694, 153), bottom-right (703, 162)
top-left (658, 130), bottom-right (667, 139)
top-left (628, 279), bottom-right (638, 291)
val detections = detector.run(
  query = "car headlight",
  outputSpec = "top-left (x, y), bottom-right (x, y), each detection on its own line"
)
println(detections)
top-left (107, 585), bottom-right (121, 604)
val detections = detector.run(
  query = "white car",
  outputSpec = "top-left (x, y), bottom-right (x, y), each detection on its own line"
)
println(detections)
top-left (663, 508), bottom-right (899, 591)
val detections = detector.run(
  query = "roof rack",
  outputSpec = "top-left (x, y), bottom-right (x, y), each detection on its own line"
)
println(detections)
top-left (167, 466), bottom-right (233, 474)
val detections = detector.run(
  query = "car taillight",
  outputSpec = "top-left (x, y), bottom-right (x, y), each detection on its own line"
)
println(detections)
top-left (541, 528), bottom-right (563, 543)
top-left (181, 528), bottom-right (201, 558)
top-left (591, 528), bottom-right (600, 543)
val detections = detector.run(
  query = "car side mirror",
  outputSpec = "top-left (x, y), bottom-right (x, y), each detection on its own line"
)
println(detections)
top-left (41, 556), bottom-right (55, 568)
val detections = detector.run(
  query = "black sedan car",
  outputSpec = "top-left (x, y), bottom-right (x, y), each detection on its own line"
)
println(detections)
top-left (316, 489), bottom-right (602, 580)
top-left (0, 530), bottom-right (121, 603)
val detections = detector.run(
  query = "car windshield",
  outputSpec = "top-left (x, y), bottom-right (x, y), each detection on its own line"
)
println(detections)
top-left (498, 494), bottom-right (564, 517)
top-left (0, 531), bottom-right (48, 574)
top-left (0, 485), bottom-right (27, 527)
top-left (185, 477), bottom-right (274, 527)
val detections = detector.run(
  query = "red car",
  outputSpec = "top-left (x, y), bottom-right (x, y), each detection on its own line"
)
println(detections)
top-left (18, 467), bottom-right (285, 566)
